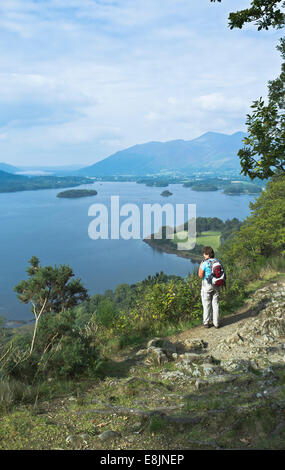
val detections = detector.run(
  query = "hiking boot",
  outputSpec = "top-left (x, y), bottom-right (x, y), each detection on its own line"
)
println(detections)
top-left (204, 324), bottom-right (210, 328)
top-left (214, 325), bottom-right (220, 329)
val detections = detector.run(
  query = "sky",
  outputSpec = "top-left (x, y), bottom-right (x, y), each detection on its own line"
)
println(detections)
top-left (0, 0), bottom-right (283, 167)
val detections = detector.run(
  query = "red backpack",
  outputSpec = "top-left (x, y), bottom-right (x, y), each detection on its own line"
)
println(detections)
top-left (207, 259), bottom-right (226, 287)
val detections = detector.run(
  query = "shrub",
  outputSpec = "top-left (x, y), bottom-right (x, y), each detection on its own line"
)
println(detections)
top-left (2, 310), bottom-right (100, 383)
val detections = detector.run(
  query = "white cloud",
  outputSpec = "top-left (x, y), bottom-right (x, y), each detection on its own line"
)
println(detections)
top-left (145, 111), bottom-right (161, 122)
top-left (0, 0), bottom-right (282, 165)
top-left (168, 97), bottom-right (179, 106)
top-left (195, 93), bottom-right (248, 112)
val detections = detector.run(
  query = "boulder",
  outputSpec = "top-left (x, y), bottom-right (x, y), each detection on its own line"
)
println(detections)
top-left (146, 337), bottom-right (177, 357)
top-left (184, 339), bottom-right (207, 352)
top-left (98, 430), bottom-right (121, 441)
top-left (145, 347), bottom-right (168, 365)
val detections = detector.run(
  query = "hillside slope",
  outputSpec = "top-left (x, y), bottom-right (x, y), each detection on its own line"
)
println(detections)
top-left (1, 277), bottom-right (284, 450)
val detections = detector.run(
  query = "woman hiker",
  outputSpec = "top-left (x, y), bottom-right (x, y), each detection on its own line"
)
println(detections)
top-left (198, 246), bottom-right (225, 329)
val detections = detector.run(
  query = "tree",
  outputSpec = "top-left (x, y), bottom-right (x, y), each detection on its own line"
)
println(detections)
top-left (211, 1), bottom-right (285, 180)
top-left (14, 256), bottom-right (89, 354)
top-left (211, 0), bottom-right (285, 30)
top-left (237, 38), bottom-right (284, 179)
top-left (221, 175), bottom-right (285, 261)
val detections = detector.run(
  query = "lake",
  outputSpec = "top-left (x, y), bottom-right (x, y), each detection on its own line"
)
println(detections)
top-left (0, 182), bottom-right (257, 323)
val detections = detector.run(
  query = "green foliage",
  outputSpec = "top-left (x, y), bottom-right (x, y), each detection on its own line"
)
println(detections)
top-left (221, 175), bottom-right (285, 261)
top-left (211, 2), bottom-right (285, 180)
top-left (211, 0), bottom-right (285, 30)
top-left (2, 310), bottom-right (99, 383)
top-left (0, 174), bottom-right (91, 193)
top-left (14, 257), bottom-right (89, 354)
top-left (238, 38), bottom-right (285, 180)
top-left (15, 256), bottom-right (89, 315)
top-left (56, 189), bottom-right (98, 198)
top-left (223, 182), bottom-right (262, 194)
top-left (191, 183), bottom-right (218, 191)
top-left (95, 298), bottom-right (118, 328)
top-left (112, 274), bottom-right (202, 339)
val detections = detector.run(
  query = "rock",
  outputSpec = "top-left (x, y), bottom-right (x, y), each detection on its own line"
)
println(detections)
top-left (161, 370), bottom-right (191, 382)
top-left (179, 353), bottom-right (216, 365)
top-left (184, 339), bottom-right (207, 352)
top-left (98, 430), bottom-right (121, 441)
top-left (65, 435), bottom-right (86, 449)
top-left (161, 339), bottom-right (177, 356)
top-left (263, 334), bottom-right (275, 343)
top-left (201, 363), bottom-right (218, 376)
top-left (147, 337), bottom-right (163, 349)
top-left (146, 338), bottom-right (177, 357)
top-left (205, 375), bottom-right (237, 385)
top-left (195, 379), bottom-right (204, 390)
top-left (195, 374), bottom-right (236, 388)
top-left (226, 333), bottom-right (244, 345)
top-left (145, 347), bottom-right (168, 365)
top-left (192, 366), bottom-right (202, 377)
top-left (66, 435), bottom-right (76, 444)
top-left (221, 359), bottom-right (251, 373)
top-left (135, 349), bottom-right (148, 356)
top-left (177, 360), bottom-right (195, 374)
top-left (261, 318), bottom-right (285, 337)
top-left (80, 434), bottom-right (89, 445)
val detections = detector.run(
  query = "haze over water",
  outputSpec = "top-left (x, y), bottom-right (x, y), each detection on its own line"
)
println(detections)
top-left (0, 182), bottom-right (257, 323)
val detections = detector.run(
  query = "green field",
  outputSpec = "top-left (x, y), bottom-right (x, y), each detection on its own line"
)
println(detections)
top-left (173, 230), bottom-right (221, 251)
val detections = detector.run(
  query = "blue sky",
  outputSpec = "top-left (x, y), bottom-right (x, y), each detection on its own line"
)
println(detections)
top-left (0, 0), bottom-right (282, 167)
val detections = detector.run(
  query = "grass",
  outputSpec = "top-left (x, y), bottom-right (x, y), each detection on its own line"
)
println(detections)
top-left (1, 361), bottom-right (284, 450)
top-left (172, 230), bottom-right (221, 251)
top-left (196, 231), bottom-right (221, 251)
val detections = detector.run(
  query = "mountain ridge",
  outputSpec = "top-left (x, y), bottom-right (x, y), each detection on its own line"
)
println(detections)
top-left (78, 131), bottom-right (247, 176)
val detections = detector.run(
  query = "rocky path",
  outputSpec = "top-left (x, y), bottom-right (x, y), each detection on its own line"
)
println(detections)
top-left (167, 279), bottom-right (285, 364)
top-left (117, 278), bottom-right (285, 376)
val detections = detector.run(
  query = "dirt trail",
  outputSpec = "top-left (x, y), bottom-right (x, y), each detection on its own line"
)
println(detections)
top-left (113, 278), bottom-right (284, 365)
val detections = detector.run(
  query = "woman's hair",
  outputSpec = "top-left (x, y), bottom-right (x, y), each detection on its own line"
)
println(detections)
top-left (202, 246), bottom-right (215, 258)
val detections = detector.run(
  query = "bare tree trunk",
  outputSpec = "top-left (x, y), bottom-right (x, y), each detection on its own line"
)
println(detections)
top-left (30, 298), bottom-right (48, 355)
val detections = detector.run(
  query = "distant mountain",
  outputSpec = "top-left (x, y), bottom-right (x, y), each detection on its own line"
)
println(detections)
top-left (16, 164), bottom-right (85, 176)
top-left (78, 131), bottom-right (247, 176)
top-left (0, 170), bottom-right (23, 180)
top-left (0, 163), bottom-right (19, 174)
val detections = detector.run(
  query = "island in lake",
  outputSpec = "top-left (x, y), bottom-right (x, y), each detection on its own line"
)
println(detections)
top-left (56, 189), bottom-right (98, 198)
top-left (144, 216), bottom-right (242, 261)
top-left (161, 190), bottom-right (173, 197)
top-left (223, 182), bottom-right (262, 195)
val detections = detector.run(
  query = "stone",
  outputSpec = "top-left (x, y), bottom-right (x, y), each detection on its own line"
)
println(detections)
top-left (206, 375), bottom-right (237, 385)
top-left (161, 339), bottom-right (177, 356)
top-left (145, 347), bottom-right (168, 365)
top-left (161, 370), bottom-right (189, 381)
top-left (201, 364), bottom-right (218, 376)
top-left (195, 379), bottom-right (204, 390)
top-left (147, 337), bottom-right (163, 349)
top-left (184, 339), bottom-right (207, 352)
top-left (135, 349), bottom-right (148, 356)
top-left (98, 430), bottom-right (121, 441)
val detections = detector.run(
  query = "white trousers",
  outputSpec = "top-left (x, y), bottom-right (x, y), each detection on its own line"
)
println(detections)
top-left (201, 280), bottom-right (220, 327)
